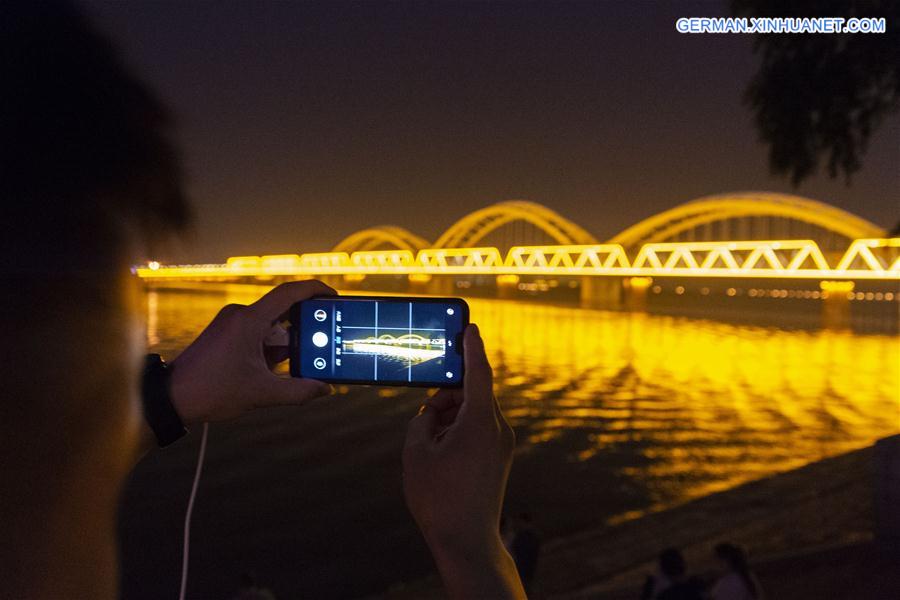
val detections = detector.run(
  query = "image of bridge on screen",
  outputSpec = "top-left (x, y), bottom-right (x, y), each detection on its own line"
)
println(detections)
top-left (343, 333), bottom-right (446, 365)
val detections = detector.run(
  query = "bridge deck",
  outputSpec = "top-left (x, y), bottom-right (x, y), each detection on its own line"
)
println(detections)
top-left (136, 239), bottom-right (900, 281)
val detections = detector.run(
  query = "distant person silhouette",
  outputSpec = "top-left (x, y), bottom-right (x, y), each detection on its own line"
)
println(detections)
top-left (510, 512), bottom-right (541, 593)
top-left (711, 543), bottom-right (762, 600)
top-left (641, 547), bottom-right (705, 600)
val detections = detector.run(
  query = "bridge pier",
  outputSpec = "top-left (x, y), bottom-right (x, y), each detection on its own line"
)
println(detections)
top-left (580, 277), bottom-right (623, 309)
top-left (821, 281), bottom-right (852, 329)
top-left (424, 276), bottom-right (455, 297)
top-left (496, 275), bottom-right (519, 300)
top-left (623, 276), bottom-right (652, 312)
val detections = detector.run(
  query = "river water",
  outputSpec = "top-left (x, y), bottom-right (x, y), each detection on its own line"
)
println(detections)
top-left (120, 283), bottom-right (899, 599)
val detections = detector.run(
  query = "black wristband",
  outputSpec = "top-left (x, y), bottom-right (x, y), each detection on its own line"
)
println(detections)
top-left (141, 354), bottom-right (188, 447)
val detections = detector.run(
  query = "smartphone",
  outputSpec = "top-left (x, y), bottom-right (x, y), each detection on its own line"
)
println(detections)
top-left (289, 295), bottom-right (469, 387)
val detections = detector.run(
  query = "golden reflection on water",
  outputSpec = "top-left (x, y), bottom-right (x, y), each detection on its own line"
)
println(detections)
top-left (146, 284), bottom-right (900, 512)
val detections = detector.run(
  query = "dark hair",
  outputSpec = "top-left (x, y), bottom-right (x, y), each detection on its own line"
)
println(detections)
top-left (715, 542), bottom-right (757, 598)
top-left (658, 547), bottom-right (686, 579)
top-left (1, 0), bottom-right (190, 275)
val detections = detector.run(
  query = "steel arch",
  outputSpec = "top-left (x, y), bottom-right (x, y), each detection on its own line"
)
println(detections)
top-left (333, 225), bottom-right (430, 253)
top-left (609, 192), bottom-right (885, 247)
top-left (434, 200), bottom-right (599, 248)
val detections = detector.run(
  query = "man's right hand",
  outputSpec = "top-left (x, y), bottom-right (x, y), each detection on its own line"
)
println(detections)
top-left (169, 280), bottom-right (335, 424)
top-left (402, 324), bottom-right (526, 599)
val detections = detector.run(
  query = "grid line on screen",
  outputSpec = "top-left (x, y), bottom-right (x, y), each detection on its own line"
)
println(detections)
top-left (408, 302), bottom-right (412, 382)
top-left (374, 301), bottom-right (378, 380)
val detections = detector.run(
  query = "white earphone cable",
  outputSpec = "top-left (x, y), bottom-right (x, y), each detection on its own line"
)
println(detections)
top-left (178, 421), bottom-right (209, 600)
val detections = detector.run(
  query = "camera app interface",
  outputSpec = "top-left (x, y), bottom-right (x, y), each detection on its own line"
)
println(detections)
top-left (299, 298), bottom-right (465, 385)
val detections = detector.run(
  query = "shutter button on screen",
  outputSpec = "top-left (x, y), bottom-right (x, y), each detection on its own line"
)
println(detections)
top-left (312, 332), bottom-right (328, 347)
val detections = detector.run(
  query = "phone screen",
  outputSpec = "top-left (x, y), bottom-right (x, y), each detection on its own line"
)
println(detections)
top-left (291, 296), bottom-right (468, 387)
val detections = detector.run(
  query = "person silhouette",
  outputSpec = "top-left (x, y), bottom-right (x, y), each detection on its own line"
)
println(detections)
top-left (641, 547), bottom-right (705, 600)
top-left (1, 3), bottom-right (525, 599)
top-left (711, 543), bottom-right (763, 600)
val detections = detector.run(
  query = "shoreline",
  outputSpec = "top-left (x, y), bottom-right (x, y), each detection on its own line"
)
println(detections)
top-left (383, 442), bottom-right (893, 599)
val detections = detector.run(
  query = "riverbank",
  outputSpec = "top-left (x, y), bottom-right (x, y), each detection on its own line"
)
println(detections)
top-left (126, 286), bottom-right (899, 599)
top-left (383, 443), bottom-right (896, 599)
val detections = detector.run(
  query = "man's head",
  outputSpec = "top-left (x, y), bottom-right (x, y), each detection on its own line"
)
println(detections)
top-left (1, 2), bottom-right (189, 597)
top-left (1, 0), bottom-right (190, 271)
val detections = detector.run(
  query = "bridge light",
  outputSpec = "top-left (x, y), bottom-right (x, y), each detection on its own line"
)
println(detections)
top-left (820, 281), bottom-right (855, 293)
top-left (497, 274), bottom-right (520, 286)
top-left (675, 286), bottom-right (685, 295)
top-left (628, 276), bottom-right (653, 289)
top-left (726, 287), bottom-right (737, 296)
top-left (148, 261), bottom-right (160, 271)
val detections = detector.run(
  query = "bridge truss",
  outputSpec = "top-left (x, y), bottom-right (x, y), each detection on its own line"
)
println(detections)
top-left (137, 238), bottom-right (900, 281)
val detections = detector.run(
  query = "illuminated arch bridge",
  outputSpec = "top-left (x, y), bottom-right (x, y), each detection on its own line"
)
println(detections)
top-left (137, 192), bottom-right (899, 282)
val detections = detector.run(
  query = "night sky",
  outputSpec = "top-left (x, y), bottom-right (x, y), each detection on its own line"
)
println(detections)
top-left (83, 1), bottom-right (899, 263)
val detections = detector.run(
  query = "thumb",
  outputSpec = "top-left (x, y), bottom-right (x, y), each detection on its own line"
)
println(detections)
top-left (457, 323), bottom-right (495, 424)
top-left (263, 377), bottom-right (332, 407)
top-left (404, 404), bottom-right (438, 448)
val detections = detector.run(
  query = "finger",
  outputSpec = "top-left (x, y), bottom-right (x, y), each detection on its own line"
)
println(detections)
top-left (249, 280), bottom-right (336, 322)
top-left (264, 323), bottom-right (290, 347)
top-left (426, 388), bottom-right (463, 429)
top-left (494, 396), bottom-right (512, 430)
top-left (426, 388), bottom-right (463, 411)
top-left (404, 404), bottom-right (438, 448)
top-left (457, 323), bottom-right (495, 424)
top-left (264, 345), bottom-right (289, 369)
top-left (437, 404), bottom-right (462, 429)
top-left (260, 376), bottom-right (332, 407)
